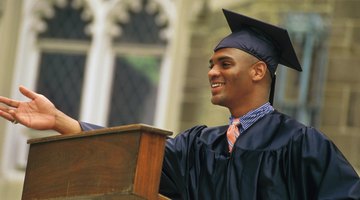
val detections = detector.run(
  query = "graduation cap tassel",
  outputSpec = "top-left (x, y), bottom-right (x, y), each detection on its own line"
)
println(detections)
top-left (269, 74), bottom-right (276, 105)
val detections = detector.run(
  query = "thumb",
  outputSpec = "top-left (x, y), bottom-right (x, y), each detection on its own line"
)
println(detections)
top-left (19, 85), bottom-right (38, 100)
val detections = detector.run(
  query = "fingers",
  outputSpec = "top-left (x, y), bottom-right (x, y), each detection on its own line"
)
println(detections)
top-left (0, 105), bottom-right (14, 113)
top-left (19, 85), bottom-right (38, 100)
top-left (0, 85), bottom-right (38, 125)
top-left (0, 106), bottom-right (17, 122)
top-left (0, 86), bottom-right (37, 107)
top-left (0, 96), bottom-right (20, 108)
top-left (0, 94), bottom-right (19, 123)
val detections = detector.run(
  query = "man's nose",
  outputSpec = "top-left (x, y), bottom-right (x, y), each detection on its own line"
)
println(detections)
top-left (208, 66), bottom-right (221, 78)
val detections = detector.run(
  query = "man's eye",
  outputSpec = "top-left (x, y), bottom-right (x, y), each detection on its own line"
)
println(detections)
top-left (222, 62), bottom-right (231, 68)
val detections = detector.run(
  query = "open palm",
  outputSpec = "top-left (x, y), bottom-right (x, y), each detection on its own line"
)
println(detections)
top-left (0, 86), bottom-right (57, 130)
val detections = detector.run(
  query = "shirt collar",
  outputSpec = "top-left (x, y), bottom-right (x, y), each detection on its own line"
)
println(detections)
top-left (229, 102), bottom-right (274, 131)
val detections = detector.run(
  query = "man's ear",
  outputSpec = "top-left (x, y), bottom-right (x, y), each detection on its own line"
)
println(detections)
top-left (251, 61), bottom-right (267, 81)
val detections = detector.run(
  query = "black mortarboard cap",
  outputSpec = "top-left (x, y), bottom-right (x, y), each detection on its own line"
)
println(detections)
top-left (214, 9), bottom-right (302, 104)
top-left (214, 9), bottom-right (302, 75)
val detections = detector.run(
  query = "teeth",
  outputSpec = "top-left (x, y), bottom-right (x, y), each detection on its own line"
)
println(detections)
top-left (211, 83), bottom-right (223, 88)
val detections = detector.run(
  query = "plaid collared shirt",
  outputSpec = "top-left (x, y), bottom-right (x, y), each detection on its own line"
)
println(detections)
top-left (229, 102), bottom-right (274, 133)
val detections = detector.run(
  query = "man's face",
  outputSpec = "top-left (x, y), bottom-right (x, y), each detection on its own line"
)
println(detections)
top-left (208, 48), bottom-right (259, 110)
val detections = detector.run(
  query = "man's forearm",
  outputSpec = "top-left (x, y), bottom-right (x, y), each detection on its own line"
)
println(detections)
top-left (53, 110), bottom-right (82, 135)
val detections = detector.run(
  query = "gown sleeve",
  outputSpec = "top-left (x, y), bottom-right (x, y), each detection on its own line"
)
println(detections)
top-left (288, 127), bottom-right (360, 199)
top-left (78, 121), bottom-right (104, 131)
top-left (159, 125), bottom-right (208, 199)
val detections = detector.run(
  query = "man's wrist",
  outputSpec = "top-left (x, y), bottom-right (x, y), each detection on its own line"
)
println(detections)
top-left (53, 110), bottom-right (81, 135)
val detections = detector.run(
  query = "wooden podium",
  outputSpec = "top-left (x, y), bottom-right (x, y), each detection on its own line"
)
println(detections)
top-left (22, 124), bottom-right (172, 200)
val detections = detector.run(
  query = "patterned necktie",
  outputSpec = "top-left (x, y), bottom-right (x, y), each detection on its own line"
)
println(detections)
top-left (227, 117), bottom-right (241, 152)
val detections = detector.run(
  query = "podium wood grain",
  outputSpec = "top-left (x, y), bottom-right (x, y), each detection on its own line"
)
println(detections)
top-left (22, 124), bottom-right (172, 200)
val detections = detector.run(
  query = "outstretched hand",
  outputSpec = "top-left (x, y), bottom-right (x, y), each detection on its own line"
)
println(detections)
top-left (0, 86), bottom-right (57, 130)
top-left (0, 86), bottom-right (81, 134)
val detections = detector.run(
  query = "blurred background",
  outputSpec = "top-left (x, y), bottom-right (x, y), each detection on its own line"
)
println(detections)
top-left (0, 0), bottom-right (359, 199)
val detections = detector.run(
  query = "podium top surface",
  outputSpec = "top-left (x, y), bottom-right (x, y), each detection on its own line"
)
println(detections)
top-left (28, 123), bottom-right (173, 144)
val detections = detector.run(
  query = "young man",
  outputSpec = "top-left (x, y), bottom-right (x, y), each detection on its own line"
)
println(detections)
top-left (0, 9), bottom-right (359, 199)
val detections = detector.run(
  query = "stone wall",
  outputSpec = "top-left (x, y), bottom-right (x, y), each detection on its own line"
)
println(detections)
top-left (321, 0), bottom-right (360, 170)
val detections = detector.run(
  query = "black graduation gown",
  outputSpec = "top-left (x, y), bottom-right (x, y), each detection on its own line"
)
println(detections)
top-left (79, 110), bottom-right (360, 200)
top-left (158, 111), bottom-right (360, 200)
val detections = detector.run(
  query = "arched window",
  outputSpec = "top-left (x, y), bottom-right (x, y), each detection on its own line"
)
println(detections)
top-left (3, 0), bottom-right (180, 180)
top-left (109, 0), bottom-right (168, 126)
top-left (36, 0), bottom-right (91, 119)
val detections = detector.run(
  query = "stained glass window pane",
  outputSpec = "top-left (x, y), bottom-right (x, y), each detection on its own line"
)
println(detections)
top-left (39, 0), bottom-right (91, 40)
top-left (114, 0), bottom-right (167, 44)
top-left (108, 55), bottom-right (160, 126)
top-left (36, 52), bottom-right (86, 119)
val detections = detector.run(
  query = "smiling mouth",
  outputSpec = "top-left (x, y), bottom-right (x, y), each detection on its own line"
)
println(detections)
top-left (211, 83), bottom-right (225, 88)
